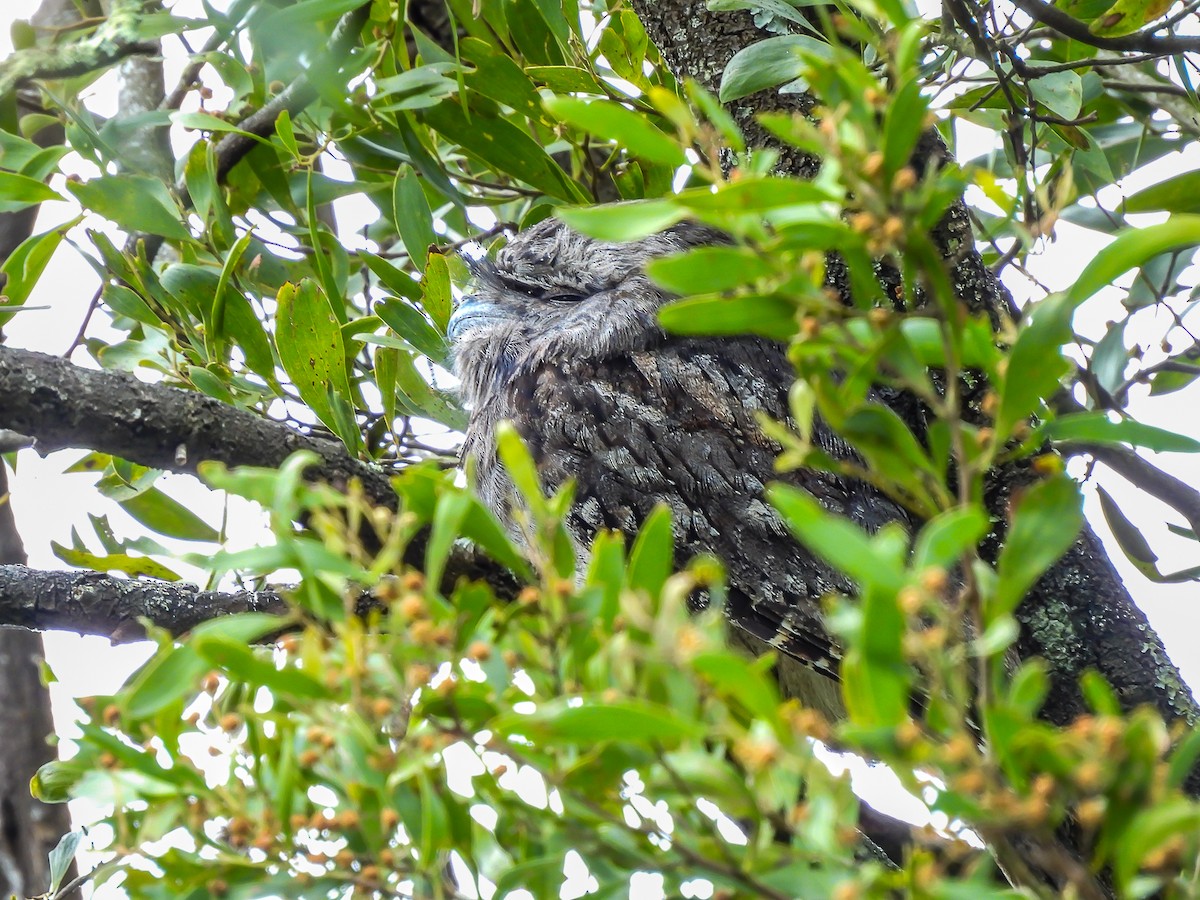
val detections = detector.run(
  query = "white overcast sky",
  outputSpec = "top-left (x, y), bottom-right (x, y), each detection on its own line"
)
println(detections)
top-left (1, 2), bottom-right (1200, 895)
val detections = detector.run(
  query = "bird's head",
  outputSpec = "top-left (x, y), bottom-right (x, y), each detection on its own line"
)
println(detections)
top-left (448, 218), bottom-right (721, 409)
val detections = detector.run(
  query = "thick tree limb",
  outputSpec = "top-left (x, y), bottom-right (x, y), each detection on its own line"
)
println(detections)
top-left (0, 564), bottom-right (287, 640)
top-left (1008, 0), bottom-right (1200, 54)
top-left (0, 345), bottom-right (395, 505)
top-left (0, 0), bottom-right (156, 96)
top-left (0, 345), bottom-right (521, 600)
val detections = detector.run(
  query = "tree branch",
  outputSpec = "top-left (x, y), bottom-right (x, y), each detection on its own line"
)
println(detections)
top-left (1007, 0), bottom-right (1200, 53)
top-left (0, 345), bottom-right (522, 599)
top-left (0, 564), bottom-right (288, 640)
top-left (0, 0), bottom-right (156, 95)
top-left (0, 345), bottom-right (396, 506)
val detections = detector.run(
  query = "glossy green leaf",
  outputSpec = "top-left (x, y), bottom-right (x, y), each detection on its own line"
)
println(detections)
top-left (677, 177), bottom-right (834, 212)
top-left (1067, 216), bottom-right (1200, 309)
top-left (659, 294), bottom-right (797, 340)
top-left (719, 35), bottom-right (832, 102)
top-left (912, 505), bottom-right (989, 572)
top-left (493, 698), bottom-right (706, 745)
top-left (50, 542), bottom-right (180, 581)
top-left (1041, 412), bottom-right (1200, 452)
top-left (392, 169), bottom-right (437, 269)
top-left (1125, 170), bottom-right (1200, 214)
top-left (0, 170), bottom-right (59, 212)
top-left (421, 101), bottom-right (585, 202)
top-left (995, 292), bottom-right (1073, 442)
top-left (425, 490), bottom-right (470, 591)
top-left (120, 487), bottom-right (220, 542)
top-left (992, 475), bottom-right (1083, 619)
top-left (195, 637), bottom-right (331, 699)
top-left (556, 200), bottom-right (685, 241)
top-left (421, 252), bottom-right (452, 333)
top-left (627, 505), bottom-right (674, 597)
top-left (646, 246), bottom-right (775, 295)
top-left (768, 484), bottom-right (906, 595)
top-left (544, 96), bottom-right (686, 166)
top-left (275, 279), bottom-right (360, 453)
top-left (0, 224), bottom-right (67, 315)
top-left (376, 297), bottom-right (448, 364)
top-left (1027, 69), bottom-right (1083, 120)
top-left (67, 175), bottom-right (192, 242)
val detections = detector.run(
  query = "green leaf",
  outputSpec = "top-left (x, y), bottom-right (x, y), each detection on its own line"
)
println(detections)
top-left (124, 646), bottom-right (209, 719)
top-left (692, 650), bottom-right (782, 723)
top-left (170, 111), bottom-right (266, 141)
top-left (882, 79), bottom-right (928, 176)
top-left (421, 252), bottom-right (452, 333)
top-left (493, 698), bottom-right (706, 745)
top-left (0, 224), bottom-right (67, 316)
top-left (421, 101), bottom-right (585, 202)
top-left (708, 0), bottom-right (819, 28)
top-left (719, 35), bottom-right (832, 102)
top-left (677, 177), bottom-right (834, 212)
top-left (627, 505), bottom-right (674, 597)
top-left (658, 294), bottom-right (797, 340)
top-left (67, 175), bottom-right (192, 242)
top-left (462, 498), bottom-right (534, 582)
top-left (47, 831), bottom-right (85, 892)
top-left (768, 484), bottom-right (906, 595)
top-left (0, 170), bottom-right (59, 213)
top-left (125, 614), bottom-right (286, 718)
top-left (1125, 171), bottom-right (1200, 214)
top-left (1007, 659), bottom-right (1050, 717)
top-left (275, 279), bottom-right (360, 453)
top-left (1027, 68), bottom-right (1083, 120)
top-left (120, 487), bottom-right (220, 542)
top-left (543, 96), bottom-right (686, 167)
top-left (261, 0), bottom-right (367, 28)
top-left (1089, 0), bottom-right (1172, 37)
top-left (208, 228), bottom-right (255, 359)
top-left (376, 297), bottom-right (448, 364)
top-left (194, 638), bottom-right (331, 699)
top-left (995, 292), bottom-right (1074, 442)
top-left (912, 505), bottom-right (989, 572)
top-left (1067, 216), bottom-right (1200, 309)
top-left (556, 200), bottom-right (685, 241)
top-left (1096, 483), bottom-right (1161, 570)
top-left (392, 169), bottom-right (436, 269)
top-left (425, 490), bottom-right (470, 591)
top-left (51, 543), bottom-right (180, 581)
top-left (646, 246), bottom-right (775, 295)
top-left (1041, 412), bottom-right (1200, 453)
top-left (1114, 800), bottom-right (1200, 890)
top-left (992, 475), bottom-right (1083, 619)
top-left (358, 250), bottom-right (421, 300)
top-left (495, 423), bottom-right (546, 516)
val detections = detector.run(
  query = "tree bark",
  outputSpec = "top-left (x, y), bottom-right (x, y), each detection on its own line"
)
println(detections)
top-left (0, 466), bottom-right (74, 899)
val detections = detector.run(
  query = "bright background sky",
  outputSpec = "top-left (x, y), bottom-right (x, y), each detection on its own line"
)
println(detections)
top-left (1, 1), bottom-right (1199, 897)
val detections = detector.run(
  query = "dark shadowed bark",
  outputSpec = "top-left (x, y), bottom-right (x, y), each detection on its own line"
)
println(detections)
top-left (0, 465), bottom-right (74, 900)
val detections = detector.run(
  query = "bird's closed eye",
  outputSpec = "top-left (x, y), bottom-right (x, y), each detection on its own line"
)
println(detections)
top-left (542, 292), bottom-right (587, 304)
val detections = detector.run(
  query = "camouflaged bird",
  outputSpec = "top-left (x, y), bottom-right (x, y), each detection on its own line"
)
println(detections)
top-left (448, 218), bottom-right (911, 715)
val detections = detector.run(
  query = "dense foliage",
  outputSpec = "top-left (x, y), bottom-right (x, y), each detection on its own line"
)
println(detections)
top-left (4, 0), bottom-right (1200, 897)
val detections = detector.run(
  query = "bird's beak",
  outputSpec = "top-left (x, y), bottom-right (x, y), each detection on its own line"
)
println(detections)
top-left (446, 296), bottom-right (491, 344)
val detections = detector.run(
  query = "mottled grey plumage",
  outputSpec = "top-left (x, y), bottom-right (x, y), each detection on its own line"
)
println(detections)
top-left (449, 218), bottom-right (907, 707)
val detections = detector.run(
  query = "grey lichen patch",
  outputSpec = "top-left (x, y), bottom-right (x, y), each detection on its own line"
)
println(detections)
top-left (1019, 597), bottom-right (1088, 676)
top-left (0, 0), bottom-right (146, 95)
